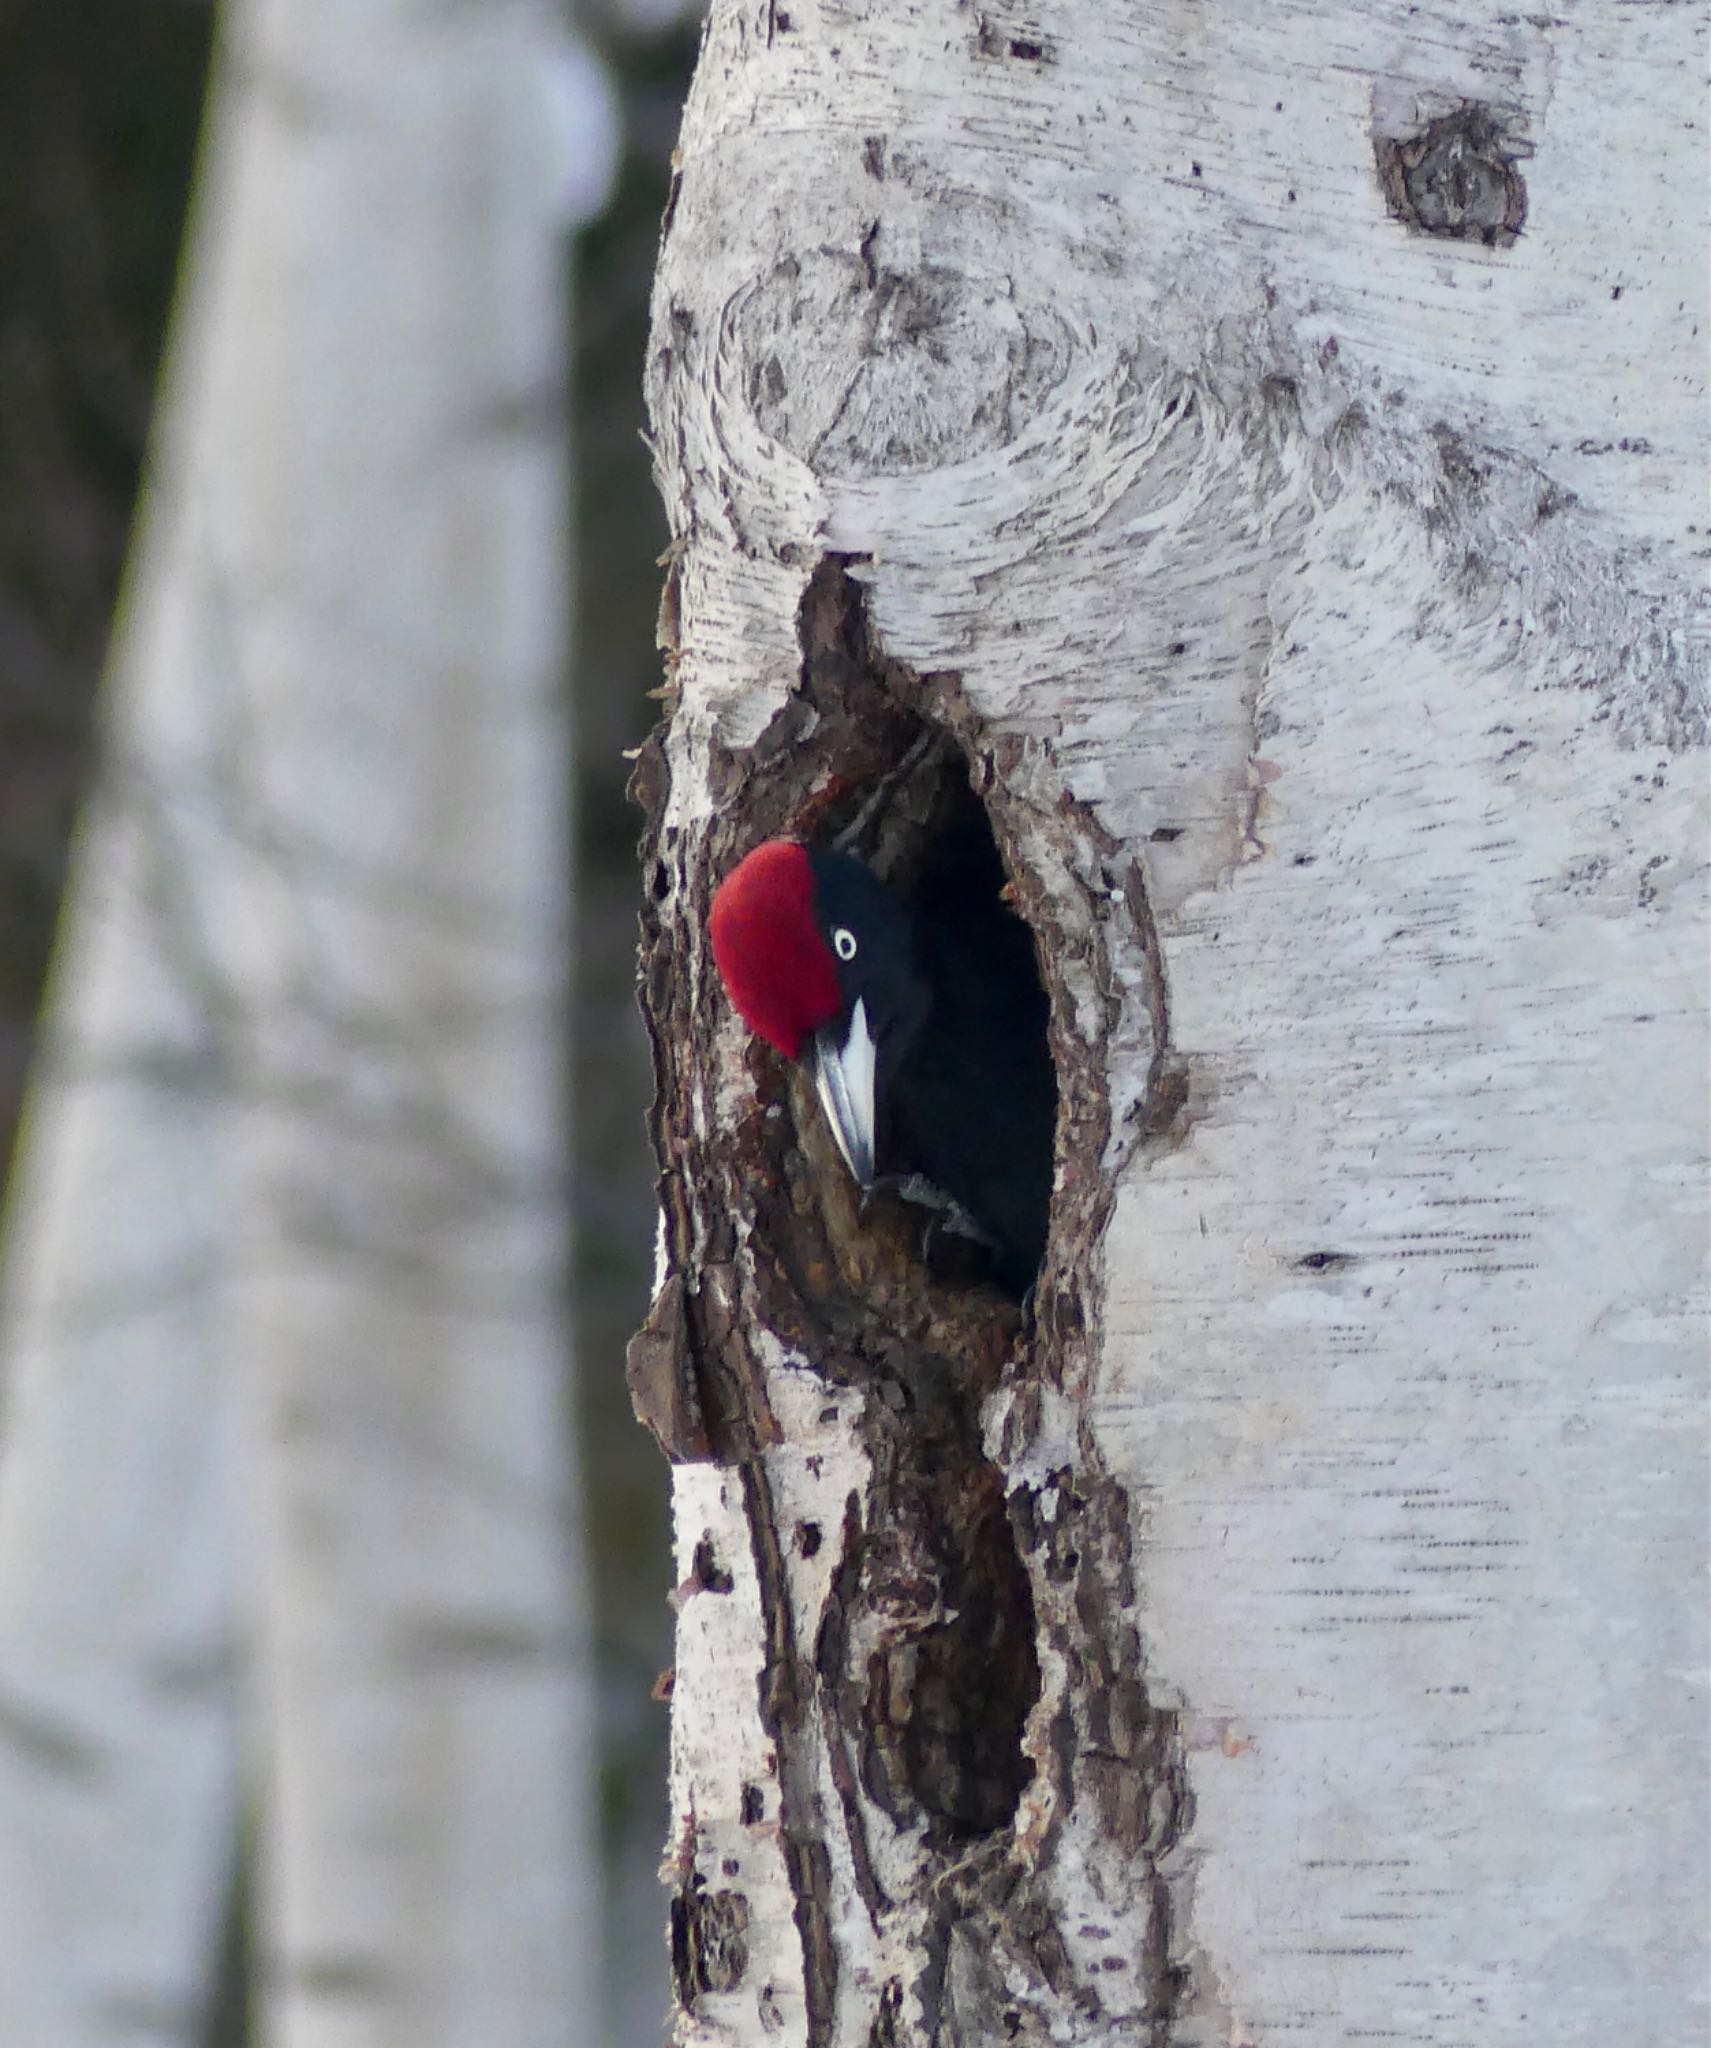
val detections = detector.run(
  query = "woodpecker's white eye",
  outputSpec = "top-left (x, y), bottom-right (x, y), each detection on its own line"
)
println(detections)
top-left (832, 927), bottom-right (858, 963)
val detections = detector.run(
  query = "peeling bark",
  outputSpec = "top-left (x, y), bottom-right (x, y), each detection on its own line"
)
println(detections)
top-left (635, 3), bottom-right (1707, 2042)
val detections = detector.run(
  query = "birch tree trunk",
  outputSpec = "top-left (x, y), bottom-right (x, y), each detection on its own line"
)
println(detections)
top-left (633, 4), bottom-right (1708, 2043)
top-left (0, 2), bottom-right (609, 2041)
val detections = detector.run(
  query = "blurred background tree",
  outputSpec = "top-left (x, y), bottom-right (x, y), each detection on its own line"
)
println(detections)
top-left (0, 3), bottom-right (694, 2042)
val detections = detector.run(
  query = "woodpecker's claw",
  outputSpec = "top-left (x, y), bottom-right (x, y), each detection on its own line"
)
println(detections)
top-left (865, 1172), bottom-right (998, 1253)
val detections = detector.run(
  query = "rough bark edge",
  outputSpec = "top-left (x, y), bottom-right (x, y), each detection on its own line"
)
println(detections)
top-left (633, 557), bottom-right (1198, 2039)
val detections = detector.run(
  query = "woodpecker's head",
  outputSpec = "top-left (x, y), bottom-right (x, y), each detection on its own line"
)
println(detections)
top-left (710, 839), bottom-right (927, 1187)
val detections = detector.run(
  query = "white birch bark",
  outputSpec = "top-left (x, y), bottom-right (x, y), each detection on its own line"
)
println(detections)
top-left (0, 2), bottom-right (610, 2042)
top-left (637, 3), bottom-right (1708, 2044)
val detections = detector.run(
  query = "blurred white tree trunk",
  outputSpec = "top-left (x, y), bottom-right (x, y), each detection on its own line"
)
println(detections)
top-left (639, 3), bottom-right (1707, 2044)
top-left (0, 2), bottom-right (611, 2044)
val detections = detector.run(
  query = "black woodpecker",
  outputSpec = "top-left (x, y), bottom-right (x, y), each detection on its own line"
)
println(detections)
top-left (709, 836), bottom-right (1056, 1296)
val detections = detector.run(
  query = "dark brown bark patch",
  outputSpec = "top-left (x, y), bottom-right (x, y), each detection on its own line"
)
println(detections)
top-left (820, 1443), bottom-right (1039, 1840)
top-left (671, 1880), bottom-right (751, 2001)
top-left (1376, 103), bottom-right (1527, 247)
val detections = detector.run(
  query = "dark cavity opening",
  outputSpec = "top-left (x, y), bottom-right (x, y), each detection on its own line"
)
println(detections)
top-left (894, 1457), bottom-right (1040, 1834)
top-left (756, 561), bottom-right (1050, 1845)
top-left (826, 752), bottom-right (1057, 1300)
top-left (823, 1450), bottom-right (1041, 1840)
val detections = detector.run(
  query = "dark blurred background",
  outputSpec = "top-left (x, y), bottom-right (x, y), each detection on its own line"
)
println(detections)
top-left (0, 2), bottom-right (696, 2037)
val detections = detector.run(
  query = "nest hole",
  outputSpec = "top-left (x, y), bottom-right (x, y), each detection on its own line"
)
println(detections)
top-left (811, 729), bottom-right (1058, 1302)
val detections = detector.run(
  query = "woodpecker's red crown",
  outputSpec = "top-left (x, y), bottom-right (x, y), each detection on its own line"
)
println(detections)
top-left (709, 839), bottom-right (841, 1061)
